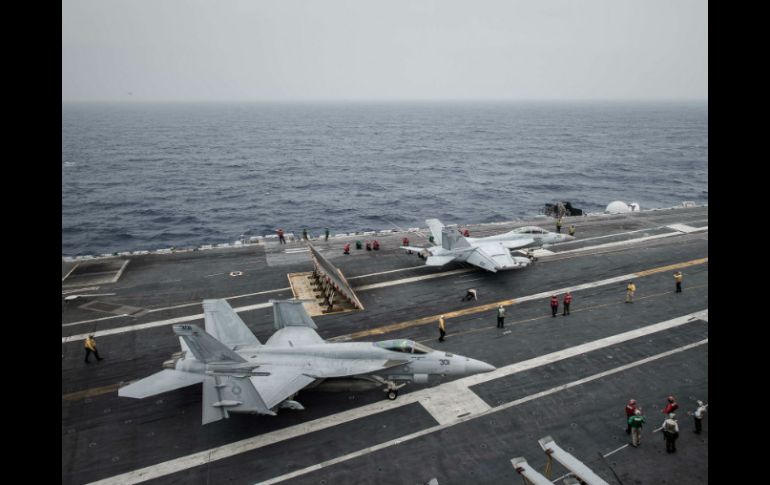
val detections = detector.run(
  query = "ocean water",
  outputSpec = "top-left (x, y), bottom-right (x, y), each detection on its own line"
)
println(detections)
top-left (62, 101), bottom-right (708, 256)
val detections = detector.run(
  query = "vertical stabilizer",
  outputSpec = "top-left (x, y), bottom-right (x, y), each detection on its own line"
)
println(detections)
top-left (426, 219), bottom-right (444, 247)
top-left (441, 227), bottom-right (471, 250)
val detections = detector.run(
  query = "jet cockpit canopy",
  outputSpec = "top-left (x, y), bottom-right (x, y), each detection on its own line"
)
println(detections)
top-left (374, 339), bottom-right (433, 354)
top-left (512, 226), bottom-right (548, 235)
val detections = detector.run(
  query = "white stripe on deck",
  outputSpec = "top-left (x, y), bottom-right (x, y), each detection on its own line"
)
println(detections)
top-left (87, 310), bottom-right (707, 485)
top-left (666, 224), bottom-right (707, 234)
top-left (419, 381), bottom-right (492, 424)
top-left (353, 268), bottom-right (475, 291)
top-left (62, 302), bottom-right (273, 343)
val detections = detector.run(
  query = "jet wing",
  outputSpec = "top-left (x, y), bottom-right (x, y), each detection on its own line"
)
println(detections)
top-left (119, 369), bottom-right (206, 399)
top-left (203, 299), bottom-right (261, 349)
top-left (248, 367), bottom-right (317, 409)
top-left (500, 238), bottom-right (535, 250)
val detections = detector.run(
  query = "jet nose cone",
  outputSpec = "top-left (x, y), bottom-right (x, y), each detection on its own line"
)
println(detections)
top-left (466, 358), bottom-right (496, 374)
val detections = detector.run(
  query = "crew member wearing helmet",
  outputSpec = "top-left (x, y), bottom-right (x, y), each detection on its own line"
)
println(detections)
top-left (625, 399), bottom-right (638, 434)
top-left (662, 413), bottom-right (680, 453)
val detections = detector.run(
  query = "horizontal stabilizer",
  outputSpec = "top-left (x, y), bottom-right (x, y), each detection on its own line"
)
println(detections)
top-left (400, 246), bottom-right (428, 253)
top-left (118, 369), bottom-right (205, 399)
top-left (425, 255), bottom-right (456, 266)
top-left (173, 324), bottom-right (247, 363)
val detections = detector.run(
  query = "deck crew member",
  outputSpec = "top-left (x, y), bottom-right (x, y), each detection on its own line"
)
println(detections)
top-left (662, 396), bottom-right (679, 415)
top-left (550, 295), bottom-right (559, 317)
top-left (562, 292), bottom-right (572, 316)
top-left (343, 243), bottom-right (350, 255)
top-left (625, 399), bottom-right (638, 434)
top-left (84, 335), bottom-right (104, 363)
top-left (568, 225), bottom-right (576, 236)
top-left (497, 305), bottom-right (505, 328)
top-left (674, 271), bottom-right (683, 293)
top-left (277, 228), bottom-right (286, 244)
top-left (662, 413), bottom-right (680, 453)
top-left (628, 409), bottom-right (645, 447)
top-left (692, 400), bottom-right (707, 434)
top-left (626, 282), bottom-right (636, 303)
top-left (325, 228), bottom-right (330, 241)
top-left (462, 288), bottom-right (477, 301)
top-left (556, 218), bottom-right (562, 233)
top-left (438, 315), bottom-right (446, 342)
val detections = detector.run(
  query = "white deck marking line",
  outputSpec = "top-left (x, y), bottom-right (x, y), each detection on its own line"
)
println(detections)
top-left (111, 260), bottom-right (130, 283)
top-left (353, 268), bottom-right (475, 291)
top-left (419, 381), bottom-right (492, 424)
top-left (62, 286), bottom-right (100, 295)
top-left (256, 339), bottom-right (708, 485)
top-left (547, 218), bottom-right (708, 247)
top-left (62, 287), bottom-right (293, 327)
top-left (547, 231), bottom-right (684, 257)
top-left (346, 265), bottom-right (431, 280)
top-left (666, 224), bottom-right (707, 234)
top-left (62, 302), bottom-right (274, 343)
top-left (603, 444), bottom-right (630, 458)
top-left (62, 314), bottom-right (128, 328)
top-left (61, 263), bottom-right (80, 282)
top-left (86, 311), bottom-right (707, 485)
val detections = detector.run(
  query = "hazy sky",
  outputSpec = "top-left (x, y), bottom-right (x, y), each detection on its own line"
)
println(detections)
top-left (62, 0), bottom-right (707, 102)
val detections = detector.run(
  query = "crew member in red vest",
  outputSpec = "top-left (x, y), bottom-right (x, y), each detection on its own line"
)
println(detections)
top-left (562, 292), bottom-right (573, 316)
top-left (343, 243), bottom-right (350, 255)
top-left (625, 399), bottom-right (638, 434)
top-left (662, 396), bottom-right (679, 415)
top-left (550, 295), bottom-right (559, 317)
top-left (463, 228), bottom-right (470, 237)
top-left (372, 240), bottom-right (380, 250)
top-left (402, 237), bottom-right (412, 254)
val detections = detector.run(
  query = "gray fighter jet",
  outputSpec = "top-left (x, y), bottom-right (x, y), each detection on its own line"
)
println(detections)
top-left (401, 218), bottom-right (574, 272)
top-left (119, 299), bottom-right (495, 424)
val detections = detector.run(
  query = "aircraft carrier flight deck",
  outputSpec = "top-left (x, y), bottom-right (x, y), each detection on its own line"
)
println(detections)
top-left (62, 205), bottom-right (708, 485)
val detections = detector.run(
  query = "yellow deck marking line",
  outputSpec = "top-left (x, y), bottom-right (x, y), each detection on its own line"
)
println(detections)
top-left (634, 257), bottom-right (708, 277)
top-left (62, 383), bottom-right (122, 401)
top-left (333, 257), bottom-right (707, 341)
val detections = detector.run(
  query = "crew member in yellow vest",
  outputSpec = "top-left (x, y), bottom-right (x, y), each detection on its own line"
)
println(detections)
top-left (84, 335), bottom-right (104, 363)
top-left (626, 282), bottom-right (636, 303)
top-left (674, 271), bottom-right (683, 293)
